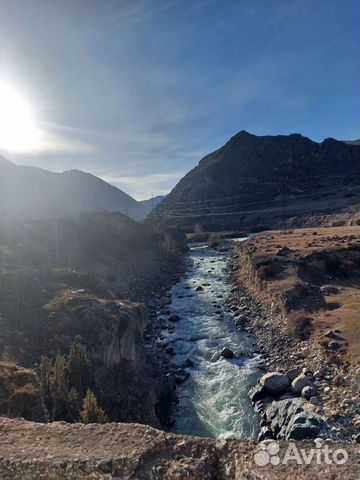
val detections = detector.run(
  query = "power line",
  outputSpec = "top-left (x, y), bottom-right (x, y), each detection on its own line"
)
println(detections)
top-left (153, 174), bottom-right (355, 208)
top-left (149, 185), bottom-right (356, 218)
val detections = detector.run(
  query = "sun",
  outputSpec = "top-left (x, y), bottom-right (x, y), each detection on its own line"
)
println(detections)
top-left (0, 81), bottom-right (42, 152)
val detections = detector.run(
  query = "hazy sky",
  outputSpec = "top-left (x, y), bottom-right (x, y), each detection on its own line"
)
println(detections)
top-left (0, 0), bottom-right (359, 199)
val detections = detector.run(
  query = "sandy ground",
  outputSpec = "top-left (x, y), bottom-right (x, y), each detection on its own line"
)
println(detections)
top-left (241, 226), bottom-right (359, 365)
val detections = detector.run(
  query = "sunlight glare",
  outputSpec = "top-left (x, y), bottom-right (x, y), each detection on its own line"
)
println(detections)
top-left (0, 81), bottom-right (42, 152)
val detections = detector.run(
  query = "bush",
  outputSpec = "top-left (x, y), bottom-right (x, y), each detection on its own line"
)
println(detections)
top-left (287, 312), bottom-right (313, 340)
top-left (257, 262), bottom-right (283, 280)
top-left (38, 341), bottom-right (95, 422)
top-left (80, 389), bottom-right (108, 424)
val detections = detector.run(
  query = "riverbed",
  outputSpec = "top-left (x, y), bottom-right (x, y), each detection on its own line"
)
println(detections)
top-left (162, 243), bottom-right (261, 440)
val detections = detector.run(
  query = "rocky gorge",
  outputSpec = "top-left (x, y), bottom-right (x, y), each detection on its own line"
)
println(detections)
top-left (0, 226), bottom-right (359, 478)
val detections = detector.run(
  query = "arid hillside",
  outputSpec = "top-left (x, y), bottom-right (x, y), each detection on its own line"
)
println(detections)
top-left (148, 132), bottom-right (360, 232)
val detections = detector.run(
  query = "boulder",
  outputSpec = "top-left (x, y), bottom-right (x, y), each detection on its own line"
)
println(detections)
top-left (175, 370), bottom-right (190, 384)
top-left (258, 426), bottom-right (273, 441)
top-left (286, 368), bottom-right (302, 382)
top-left (328, 341), bottom-right (341, 350)
top-left (259, 372), bottom-right (290, 394)
top-left (286, 416), bottom-right (321, 440)
top-left (302, 386), bottom-right (317, 399)
top-left (265, 398), bottom-right (323, 440)
top-left (250, 383), bottom-right (266, 402)
top-left (324, 330), bottom-right (344, 340)
top-left (291, 374), bottom-right (312, 394)
top-left (195, 286), bottom-right (204, 291)
top-left (221, 347), bottom-right (234, 359)
top-left (320, 286), bottom-right (340, 295)
top-left (181, 359), bottom-right (194, 369)
top-left (168, 314), bottom-right (180, 323)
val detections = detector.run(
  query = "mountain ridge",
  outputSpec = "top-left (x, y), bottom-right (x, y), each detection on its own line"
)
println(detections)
top-left (148, 131), bottom-right (360, 231)
top-left (0, 157), bottom-right (147, 221)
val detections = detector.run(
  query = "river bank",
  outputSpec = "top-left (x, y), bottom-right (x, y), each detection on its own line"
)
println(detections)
top-left (228, 227), bottom-right (360, 444)
top-left (141, 228), bottom-right (359, 444)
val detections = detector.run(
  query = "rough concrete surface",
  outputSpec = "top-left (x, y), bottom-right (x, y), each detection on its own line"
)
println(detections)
top-left (0, 417), bottom-right (359, 479)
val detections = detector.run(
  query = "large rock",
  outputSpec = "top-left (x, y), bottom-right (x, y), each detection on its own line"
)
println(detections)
top-left (265, 398), bottom-right (323, 440)
top-left (260, 372), bottom-right (290, 394)
top-left (291, 374), bottom-right (312, 394)
top-left (285, 413), bottom-right (321, 440)
top-left (285, 368), bottom-right (301, 382)
top-left (301, 386), bottom-right (317, 400)
top-left (221, 347), bottom-right (234, 359)
top-left (44, 293), bottom-right (148, 367)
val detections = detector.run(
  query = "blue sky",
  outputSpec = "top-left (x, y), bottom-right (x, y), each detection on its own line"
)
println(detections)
top-left (0, 0), bottom-right (359, 199)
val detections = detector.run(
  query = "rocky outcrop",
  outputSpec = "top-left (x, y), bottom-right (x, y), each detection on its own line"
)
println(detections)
top-left (0, 417), bottom-right (358, 480)
top-left (43, 293), bottom-right (148, 366)
top-left (0, 213), bottom-right (188, 428)
top-left (251, 370), bottom-right (323, 441)
top-left (264, 398), bottom-right (322, 440)
top-left (0, 362), bottom-right (48, 422)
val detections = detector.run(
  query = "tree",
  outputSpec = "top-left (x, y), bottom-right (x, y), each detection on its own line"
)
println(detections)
top-left (51, 354), bottom-right (68, 420)
top-left (67, 342), bottom-right (92, 396)
top-left (80, 388), bottom-right (108, 424)
top-left (67, 387), bottom-right (82, 422)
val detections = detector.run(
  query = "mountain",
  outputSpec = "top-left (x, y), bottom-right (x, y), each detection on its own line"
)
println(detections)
top-left (139, 195), bottom-right (166, 215)
top-left (148, 131), bottom-right (360, 231)
top-left (0, 157), bottom-right (147, 221)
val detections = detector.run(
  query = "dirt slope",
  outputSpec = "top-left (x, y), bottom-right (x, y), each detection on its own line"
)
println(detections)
top-left (0, 417), bottom-right (359, 479)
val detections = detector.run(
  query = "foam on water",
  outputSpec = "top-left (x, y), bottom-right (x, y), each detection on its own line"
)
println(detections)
top-left (164, 245), bottom-right (261, 439)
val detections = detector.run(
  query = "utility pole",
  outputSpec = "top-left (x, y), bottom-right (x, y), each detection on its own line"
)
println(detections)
top-left (280, 176), bottom-right (288, 231)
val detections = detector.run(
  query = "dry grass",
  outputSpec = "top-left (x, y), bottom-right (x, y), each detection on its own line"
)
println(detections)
top-left (238, 226), bottom-right (360, 366)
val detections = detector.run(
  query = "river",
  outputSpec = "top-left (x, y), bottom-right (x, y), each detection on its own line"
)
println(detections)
top-left (161, 241), bottom-right (261, 440)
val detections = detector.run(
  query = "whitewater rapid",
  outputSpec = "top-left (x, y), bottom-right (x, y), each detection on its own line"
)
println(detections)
top-left (162, 243), bottom-right (261, 440)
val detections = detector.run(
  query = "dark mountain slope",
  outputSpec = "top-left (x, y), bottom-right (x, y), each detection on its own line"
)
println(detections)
top-left (0, 157), bottom-right (147, 221)
top-left (139, 195), bottom-right (166, 214)
top-left (148, 131), bottom-right (360, 231)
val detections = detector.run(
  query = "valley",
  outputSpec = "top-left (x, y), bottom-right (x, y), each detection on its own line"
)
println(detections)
top-left (0, 133), bottom-right (359, 479)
